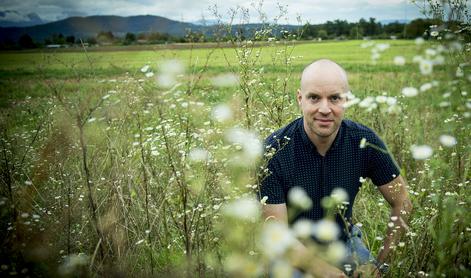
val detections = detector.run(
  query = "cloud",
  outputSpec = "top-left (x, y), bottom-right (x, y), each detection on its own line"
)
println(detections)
top-left (0, 0), bottom-right (423, 24)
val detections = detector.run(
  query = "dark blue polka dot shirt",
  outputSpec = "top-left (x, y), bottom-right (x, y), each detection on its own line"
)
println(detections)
top-left (258, 117), bottom-right (400, 241)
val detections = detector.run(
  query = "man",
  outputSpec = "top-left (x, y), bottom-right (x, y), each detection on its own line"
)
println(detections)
top-left (259, 59), bottom-right (412, 277)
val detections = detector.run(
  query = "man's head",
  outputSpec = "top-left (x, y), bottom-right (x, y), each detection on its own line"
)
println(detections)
top-left (297, 59), bottom-right (349, 141)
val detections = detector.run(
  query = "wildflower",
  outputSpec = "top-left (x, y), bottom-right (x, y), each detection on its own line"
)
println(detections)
top-left (292, 219), bottom-right (313, 238)
top-left (24, 180), bottom-right (32, 186)
top-left (58, 254), bottom-right (89, 276)
top-left (157, 74), bottom-right (177, 88)
top-left (331, 188), bottom-right (349, 204)
top-left (419, 83), bottom-right (432, 92)
top-left (425, 48), bottom-right (437, 57)
top-left (225, 128), bottom-right (263, 161)
top-left (415, 37), bottom-right (424, 45)
top-left (343, 98), bottom-right (360, 108)
top-left (211, 73), bottom-right (239, 87)
top-left (375, 95), bottom-right (388, 103)
top-left (419, 60), bottom-right (433, 75)
top-left (375, 43), bottom-right (390, 52)
top-left (359, 138), bottom-right (367, 148)
top-left (260, 196), bottom-right (268, 205)
top-left (412, 55), bottom-right (423, 63)
top-left (313, 219), bottom-right (340, 242)
top-left (288, 187), bottom-right (312, 210)
top-left (456, 67), bottom-right (464, 77)
top-left (439, 135), bottom-right (457, 147)
top-left (260, 222), bottom-right (294, 258)
top-left (438, 101), bottom-right (450, 107)
top-left (410, 145), bottom-right (433, 160)
top-left (211, 104), bottom-right (233, 122)
top-left (140, 65), bottom-right (150, 73)
top-left (145, 72), bottom-right (154, 78)
top-left (402, 87), bottom-right (418, 97)
top-left (189, 148), bottom-right (209, 162)
top-left (223, 197), bottom-right (260, 221)
top-left (393, 56), bottom-right (406, 66)
top-left (159, 59), bottom-right (185, 75)
top-left (386, 97), bottom-right (397, 106)
top-left (326, 241), bottom-right (347, 263)
top-left (430, 30), bottom-right (439, 37)
top-left (271, 259), bottom-right (293, 278)
top-left (358, 96), bottom-right (375, 108)
top-left (359, 177), bottom-right (367, 183)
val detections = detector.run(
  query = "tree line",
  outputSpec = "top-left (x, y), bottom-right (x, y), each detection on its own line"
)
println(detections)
top-left (2, 17), bottom-right (450, 50)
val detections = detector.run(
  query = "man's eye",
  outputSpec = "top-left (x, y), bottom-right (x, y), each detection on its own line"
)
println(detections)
top-left (331, 96), bottom-right (341, 102)
top-left (309, 96), bottom-right (319, 100)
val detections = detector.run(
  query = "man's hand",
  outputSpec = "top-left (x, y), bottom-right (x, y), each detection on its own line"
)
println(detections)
top-left (353, 264), bottom-right (381, 278)
top-left (315, 265), bottom-right (347, 278)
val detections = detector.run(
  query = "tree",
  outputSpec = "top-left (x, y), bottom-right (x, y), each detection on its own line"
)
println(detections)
top-left (124, 32), bottom-right (136, 44)
top-left (96, 31), bottom-right (115, 44)
top-left (66, 35), bottom-right (75, 44)
top-left (18, 34), bottom-right (36, 49)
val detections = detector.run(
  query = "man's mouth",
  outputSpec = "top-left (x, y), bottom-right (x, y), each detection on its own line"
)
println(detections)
top-left (315, 118), bottom-right (333, 123)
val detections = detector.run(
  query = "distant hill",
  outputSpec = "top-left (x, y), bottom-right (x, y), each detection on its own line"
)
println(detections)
top-left (0, 15), bottom-right (203, 43)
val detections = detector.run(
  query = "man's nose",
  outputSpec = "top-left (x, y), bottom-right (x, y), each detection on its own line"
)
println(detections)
top-left (318, 99), bottom-right (331, 114)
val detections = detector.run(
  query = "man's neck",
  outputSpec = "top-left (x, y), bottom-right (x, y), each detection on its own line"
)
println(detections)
top-left (305, 127), bottom-right (340, 157)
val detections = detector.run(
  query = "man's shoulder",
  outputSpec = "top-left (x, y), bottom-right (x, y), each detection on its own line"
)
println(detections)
top-left (343, 119), bottom-right (377, 137)
top-left (265, 117), bottom-right (301, 150)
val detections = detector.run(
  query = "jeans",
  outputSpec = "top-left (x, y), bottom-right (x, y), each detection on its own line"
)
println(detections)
top-left (290, 225), bottom-right (374, 278)
top-left (342, 225), bottom-right (375, 275)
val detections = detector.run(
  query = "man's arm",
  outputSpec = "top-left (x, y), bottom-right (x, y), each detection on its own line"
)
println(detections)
top-left (376, 175), bottom-right (413, 263)
top-left (262, 204), bottom-right (347, 278)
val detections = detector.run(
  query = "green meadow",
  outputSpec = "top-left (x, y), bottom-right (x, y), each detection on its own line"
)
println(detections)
top-left (0, 39), bottom-right (469, 277)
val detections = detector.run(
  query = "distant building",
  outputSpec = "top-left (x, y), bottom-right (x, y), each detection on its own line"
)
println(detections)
top-left (46, 44), bottom-right (61, 48)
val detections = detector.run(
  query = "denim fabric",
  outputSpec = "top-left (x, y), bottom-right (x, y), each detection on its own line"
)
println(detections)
top-left (342, 225), bottom-right (375, 274)
top-left (282, 225), bottom-right (374, 278)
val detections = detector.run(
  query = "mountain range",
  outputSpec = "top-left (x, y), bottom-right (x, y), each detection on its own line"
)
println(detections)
top-left (0, 14), bottom-right (411, 44)
top-left (0, 15), bottom-right (206, 43)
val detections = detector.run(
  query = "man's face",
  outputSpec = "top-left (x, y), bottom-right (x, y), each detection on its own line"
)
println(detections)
top-left (297, 82), bottom-right (346, 140)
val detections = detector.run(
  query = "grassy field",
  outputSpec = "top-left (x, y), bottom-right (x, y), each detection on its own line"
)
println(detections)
top-left (0, 39), bottom-right (470, 277)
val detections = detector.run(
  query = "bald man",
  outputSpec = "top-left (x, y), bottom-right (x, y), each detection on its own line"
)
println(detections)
top-left (259, 59), bottom-right (412, 277)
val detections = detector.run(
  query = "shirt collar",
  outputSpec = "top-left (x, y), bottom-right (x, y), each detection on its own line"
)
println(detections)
top-left (299, 117), bottom-right (344, 152)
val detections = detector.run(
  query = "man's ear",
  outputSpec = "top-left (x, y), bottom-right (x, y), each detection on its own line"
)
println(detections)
top-left (296, 89), bottom-right (302, 106)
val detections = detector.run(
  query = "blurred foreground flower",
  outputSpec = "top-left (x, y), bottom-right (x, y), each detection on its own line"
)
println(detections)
top-left (58, 254), bottom-right (89, 276)
top-left (271, 259), bottom-right (294, 278)
top-left (140, 65), bottom-right (150, 73)
top-left (157, 59), bottom-right (185, 88)
top-left (189, 148), bottom-right (210, 162)
top-left (211, 73), bottom-right (239, 87)
top-left (331, 188), bottom-right (349, 204)
top-left (211, 104), bottom-right (233, 122)
top-left (393, 56), bottom-right (406, 66)
top-left (225, 128), bottom-right (263, 162)
top-left (260, 222), bottom-right (295, 258)
top-left (326, 241), bottom-right (347, 263)
top-left (419, 59), bottom-right (433, 75)
top-left (313, 219), bottom-right (340, 242)
top-left (410, 145), bottom-right (433, 160)
top-left (223, 197), bottom-right (260, 221)
top-left (224, 254), bottom-right (262, 277)
top-left (439, 135), bottom-right (457, 147)
top-left (402, 87), bottom-right (419, 97)
top-left (292, 219), bottom-right (313, 238)
top-left (288, 187), bottom-right (312, 210)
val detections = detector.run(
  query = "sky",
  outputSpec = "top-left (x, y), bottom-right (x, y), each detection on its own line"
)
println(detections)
top-left (0, 0), bottom-right (425, 24)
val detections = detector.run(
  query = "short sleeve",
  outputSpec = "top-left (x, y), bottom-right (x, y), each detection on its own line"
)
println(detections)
top-left (257, 156), bottom-right (286, 204)
top-left (366, 133), bottom-right (400, 186)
